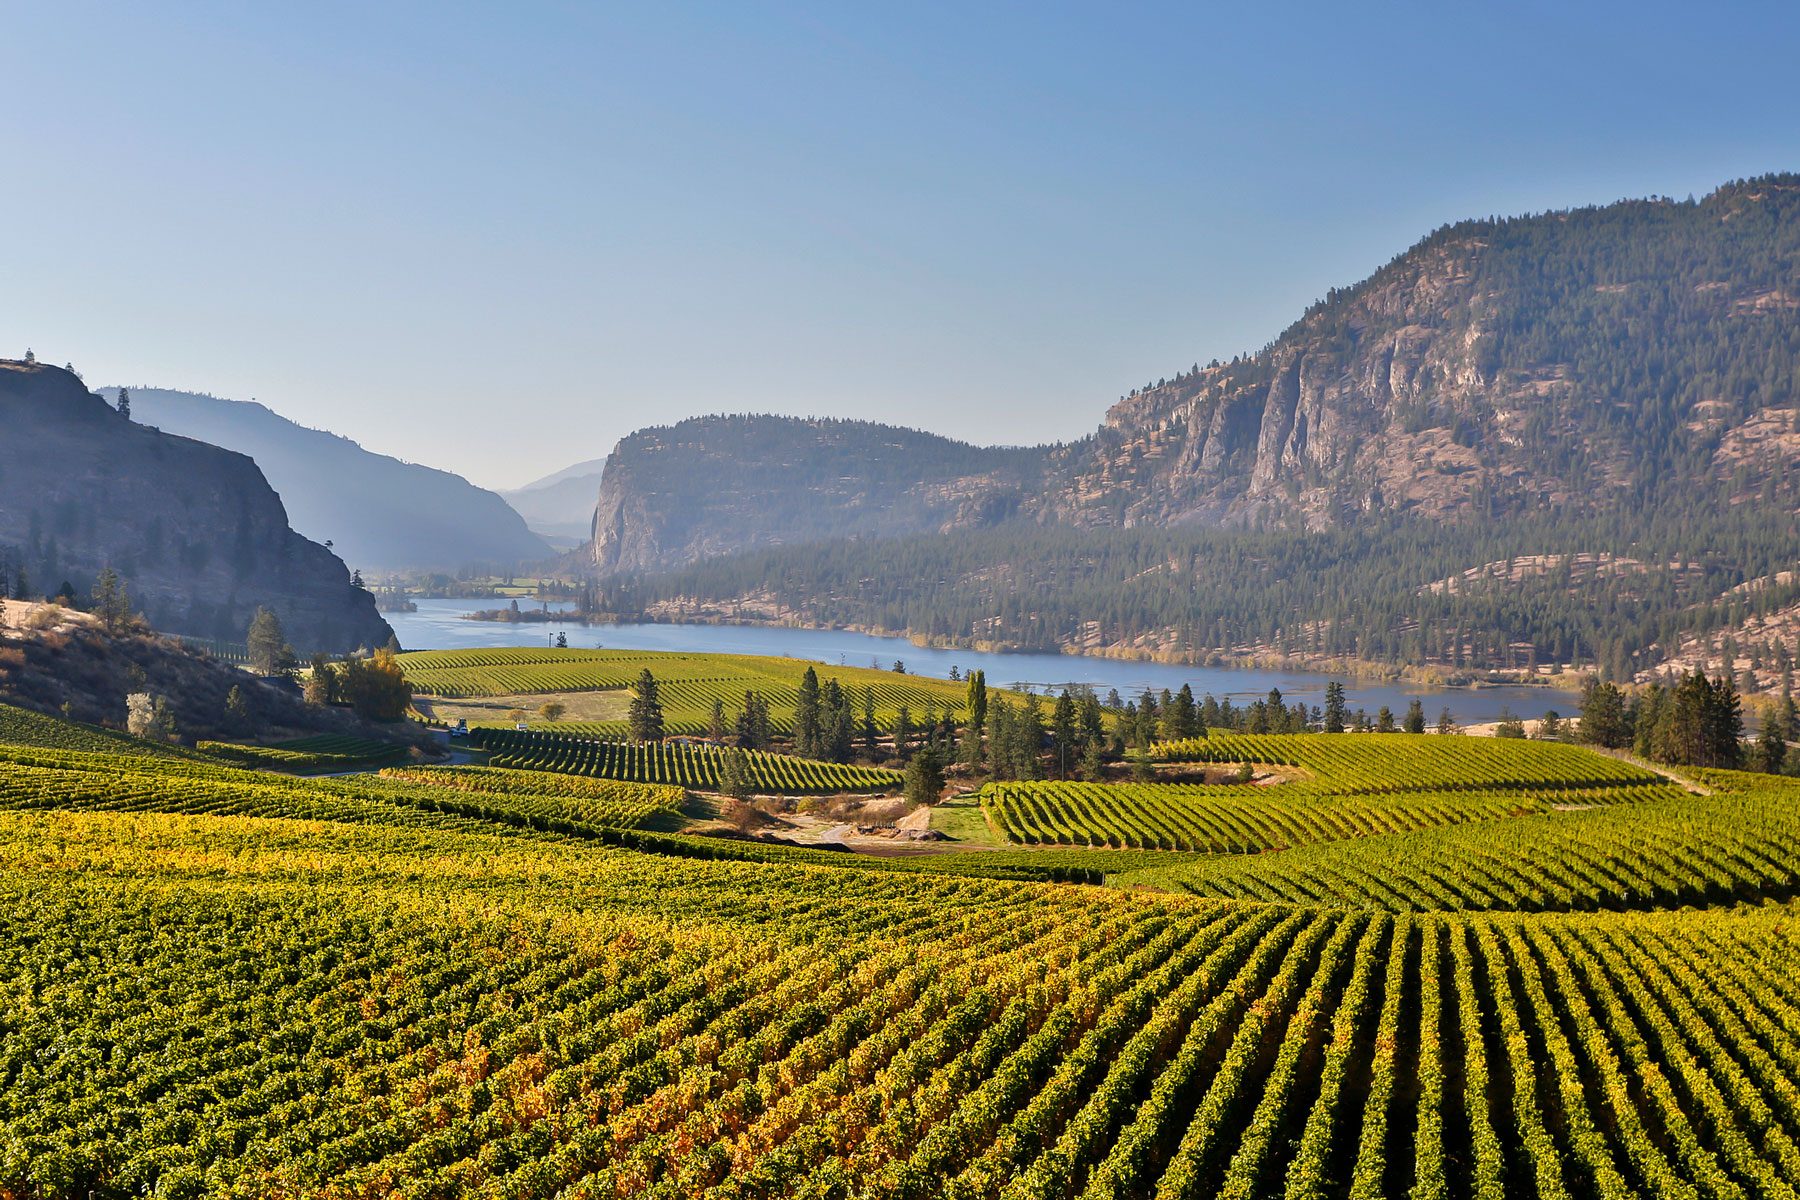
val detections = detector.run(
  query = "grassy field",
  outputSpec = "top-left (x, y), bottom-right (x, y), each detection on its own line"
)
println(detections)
top-left (3, 706), bottom-right (1800, 1196)
top-left (397, 647), bottom-right (981, 734)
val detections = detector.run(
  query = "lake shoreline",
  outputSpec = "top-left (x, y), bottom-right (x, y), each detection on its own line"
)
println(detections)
top-left (384, 599), bottom-right (1576, 724)
top-left (602, 612), bottom-right (1586, 696)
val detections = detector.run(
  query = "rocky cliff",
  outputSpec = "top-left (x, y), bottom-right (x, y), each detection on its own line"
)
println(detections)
top-left (1045, 178), bottom-right (1800, 529)
top-left (591, 415), bottom-right (1048, 573)
top-left (588, 175), bottom-right (1800, 572)
top-left (0, 362), bottom-right (393, 653)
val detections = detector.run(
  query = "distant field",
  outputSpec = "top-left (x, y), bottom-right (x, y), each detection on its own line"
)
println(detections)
top-left (398, 646), bottom-right (979, 734)
top-left (472, 726), bottom-right (904, 793)
top-left (196, 734), bottom-right (409, 773)
top-left (988, 735), bottom-right (1672, 854)
top-left (1153, 730), bottom-right (1664, 793)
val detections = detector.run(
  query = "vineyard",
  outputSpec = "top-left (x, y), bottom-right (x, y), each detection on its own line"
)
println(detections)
top-left (0, 700), bottom-right (204, 760)
top-left (472, 726), bottom-right (903, 793)
top-left (5, 703), bottom-right (1800, 1196)
top-left (197, 734), bottom-right (411, 772)
top-left (3, 802), bottom-right (1800, 1198)
top-left (397, 647), bottom-right (977, 734)
top-left (1117, 788), bottom-right (1800, 910)
top-left (980, 778), bottom-right (1677, 852)
top-left (985, 734), bottom-right (1673, 852)
top-left (1152, 731), bottom-right (1665, 794)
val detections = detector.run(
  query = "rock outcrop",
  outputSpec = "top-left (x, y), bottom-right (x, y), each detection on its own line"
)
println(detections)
top-left (0, 362), bottom-right (392, 653)
top-left (585, 175), bottom-right (1800, 573)
top-left (591, 415), bottom-right (1047, 574)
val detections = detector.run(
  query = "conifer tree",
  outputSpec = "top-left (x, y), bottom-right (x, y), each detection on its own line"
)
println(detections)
top-left (1403, 698), bottom-right (1426, 734)
top-left (1323, 681), bottom-right (1347, 733)
top-left (794, 667), bottom-right (821, 758)
top-left (627, 669), bottom-right (664, 744)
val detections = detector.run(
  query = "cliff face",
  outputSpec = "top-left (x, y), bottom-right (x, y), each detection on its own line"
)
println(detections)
top-left (0, 362), bottom-right (392, 653)
top-left (1046, 178), bottom-right (1800, 529)
top-left (585, 176), bottom-right (1800, 573)
top-left (101, 387), bottom-right (550, 571)
top-left (591, 415), bottom-right (1049, 574)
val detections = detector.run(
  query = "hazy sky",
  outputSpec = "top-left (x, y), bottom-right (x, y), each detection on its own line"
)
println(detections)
top-left (4, 2), bottom-right (1798, 491)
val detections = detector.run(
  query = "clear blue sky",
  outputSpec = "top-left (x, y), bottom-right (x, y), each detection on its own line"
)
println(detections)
top-left (4, 1), bottom-right (1797, 490)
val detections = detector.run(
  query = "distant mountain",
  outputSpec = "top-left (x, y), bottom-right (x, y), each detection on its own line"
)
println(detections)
top-left (595, 176), bottom-right (1800, 690)
top-left (99, 387), bottom-right (550, 572)
top-left (588, 416), bottom-right (1049, 573)
top-left (0, 363), bottom-right (390, 653)
top-left (501, 458), bottom-right (609, 543)
top-left (592, 176), bottom-right (1800, 576)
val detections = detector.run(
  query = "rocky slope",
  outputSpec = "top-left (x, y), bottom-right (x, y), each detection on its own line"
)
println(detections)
top-left (0, 362), bottom-right (392, 653)
top-left (590, 176), bottom-right (1800, 572)
top-left (102, 387), bottom-right (549, 570)
top-left (1042, 177), bottom-right (1800, 529)
top-left (590, 416), bottom-right (1048, 573)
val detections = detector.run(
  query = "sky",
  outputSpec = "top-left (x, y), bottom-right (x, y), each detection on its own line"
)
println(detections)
top-left (4, 1), bottom-right (1799, 491)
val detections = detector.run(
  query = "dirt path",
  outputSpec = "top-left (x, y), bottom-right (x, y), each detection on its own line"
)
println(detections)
top-left (1592, 747), bottom-right (1712, 795)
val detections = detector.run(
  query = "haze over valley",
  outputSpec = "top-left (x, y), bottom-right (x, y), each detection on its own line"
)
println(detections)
top-left (3, 6), bottom-right (1800, 1198)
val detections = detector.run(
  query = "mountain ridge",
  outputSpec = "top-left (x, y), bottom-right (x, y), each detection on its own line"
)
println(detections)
top-left (101, 387), bottom-right (550, 572)
top-left (588, 174), bottom-right (1800, 577)
top-left (0, 363), bottom-right (392, 653)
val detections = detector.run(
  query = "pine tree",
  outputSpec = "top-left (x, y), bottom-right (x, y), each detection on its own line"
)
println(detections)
top-left (708, 698), bottom-right (727, 742)
top-left (903, 749), bottom-right (944, 807)
top-left (1323, 681), bottom-right (1347, 733)
top-left (794, 667), bottom-right (821, 758)
top-left (627, 669), bottom-right (664, 744)
top-left (824, 680), bottom-right (854, 762)
top-left (115, 387), bottom-right (130, 420)
top-left (90, 567), bottom-right (132, 632)
top-left (1578, 679), bottom-right (1631, 748)
top-left (1051, 688), bottom-right (1078, 778)
top-left (1170, 684), bottom-right (1198, 739)
top-left (718, 747), bottom-right (753, 799)
top-left (1403, 699), bottom-right (1426, 735)
top-left (224, 685), bottom-right (250, 730)
top-left (246, 607), bottom-right (295, 676)
top-left (1755, 701), bottom-right (1788, 775)
top-left (861, 687), bottom-right (878, 757)
top-left (893, 705), bottom-right (913, 762)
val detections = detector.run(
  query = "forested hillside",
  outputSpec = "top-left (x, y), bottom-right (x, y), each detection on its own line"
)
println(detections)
top-left (598, 176), bottom-right (1800, 689)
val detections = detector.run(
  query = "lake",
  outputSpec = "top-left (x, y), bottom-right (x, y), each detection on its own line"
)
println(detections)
top-left (386, 598), bottom-right (1571, 725)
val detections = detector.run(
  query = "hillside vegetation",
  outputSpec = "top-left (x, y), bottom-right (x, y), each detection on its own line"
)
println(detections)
top-left (1, 707), bottom-right (1799, 1195)
top-left (598, 177), bottom-right (1800, 690)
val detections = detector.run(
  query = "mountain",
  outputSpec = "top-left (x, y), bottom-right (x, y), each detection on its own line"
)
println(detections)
top-left (589, 415), bottom-right (1049, 573)
top-left (592, 176), bottom-right (1800, 579)
top-left (0, 362), bottom-right (392, 653)
top-left (99, 387), bottom-right (550, 572)
top-left (1041, 175), bottom-right (1800, 530)
top-left (593, 176), bottom-right (1800, 690)
top-left (501, 458), bottom-right (609, 543)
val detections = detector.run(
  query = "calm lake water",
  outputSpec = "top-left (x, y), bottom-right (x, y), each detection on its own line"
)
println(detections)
top-left (387, 598), bottom-right (1569, 725)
